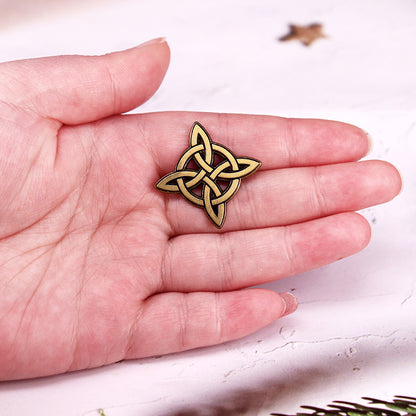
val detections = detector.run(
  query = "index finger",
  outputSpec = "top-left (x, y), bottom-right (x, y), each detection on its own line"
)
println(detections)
top-left (137, 112), bottom-right (370, 171)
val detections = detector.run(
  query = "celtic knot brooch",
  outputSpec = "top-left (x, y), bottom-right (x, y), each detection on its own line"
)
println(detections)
top-left (155, 122), bottom-right (261, 228)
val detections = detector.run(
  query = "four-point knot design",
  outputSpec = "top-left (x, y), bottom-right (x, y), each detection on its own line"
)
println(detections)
top-left (155, 122), bottom-right (261, 228)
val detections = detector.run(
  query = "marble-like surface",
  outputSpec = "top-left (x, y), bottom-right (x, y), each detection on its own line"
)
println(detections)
top-left (1, 1), bottom-right (415, 415)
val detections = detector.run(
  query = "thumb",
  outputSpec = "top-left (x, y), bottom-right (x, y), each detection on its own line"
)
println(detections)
top-left (0, 37), bottom-right (170, 124)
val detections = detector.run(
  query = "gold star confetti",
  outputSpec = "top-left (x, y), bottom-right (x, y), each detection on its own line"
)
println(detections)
top-left (279, 23), bottom-right (326, 46)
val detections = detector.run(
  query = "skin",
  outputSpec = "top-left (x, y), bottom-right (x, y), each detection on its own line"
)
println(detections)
top-left (0, 39), bottom-right (401, 380)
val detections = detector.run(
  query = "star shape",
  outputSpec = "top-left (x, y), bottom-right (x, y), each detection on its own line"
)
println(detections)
top-left (279, 23), bottom-right (326, 46)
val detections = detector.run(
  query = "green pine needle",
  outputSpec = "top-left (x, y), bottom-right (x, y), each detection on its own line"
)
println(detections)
top-left (271, 396), bottom-right (416, 416)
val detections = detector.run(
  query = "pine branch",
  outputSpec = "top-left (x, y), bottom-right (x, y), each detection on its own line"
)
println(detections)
top-left (271, 395), bottom-right (416, 416)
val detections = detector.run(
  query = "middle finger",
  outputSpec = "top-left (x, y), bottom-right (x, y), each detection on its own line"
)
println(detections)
top-left (164, 160), bottom-right (399, 234)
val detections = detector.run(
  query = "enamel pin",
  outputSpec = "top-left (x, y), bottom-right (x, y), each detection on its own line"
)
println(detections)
top-left (155, 122), bottom-right (261, 228)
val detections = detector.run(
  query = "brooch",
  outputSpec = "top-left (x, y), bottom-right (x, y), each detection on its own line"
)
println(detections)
top-left (155, 122), bottom-right (261, 228)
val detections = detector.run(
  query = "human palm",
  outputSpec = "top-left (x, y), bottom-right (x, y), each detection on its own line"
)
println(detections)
top-left (0, 39), bottom-right (401, 380)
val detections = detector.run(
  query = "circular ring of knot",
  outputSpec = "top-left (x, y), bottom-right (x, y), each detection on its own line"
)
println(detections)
top-left (156, 122), bottom-right (261, 228)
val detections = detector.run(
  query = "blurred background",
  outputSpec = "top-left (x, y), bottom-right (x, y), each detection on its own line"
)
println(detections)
top-left (1, 1), bottom-right (416, 415)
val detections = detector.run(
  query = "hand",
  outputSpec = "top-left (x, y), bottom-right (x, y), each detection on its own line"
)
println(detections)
top-left (0, 38), bottom-right (401, 380)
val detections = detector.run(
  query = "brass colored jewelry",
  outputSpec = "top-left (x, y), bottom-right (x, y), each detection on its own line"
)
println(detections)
top-left (155, 122), bottom-right (261, 228)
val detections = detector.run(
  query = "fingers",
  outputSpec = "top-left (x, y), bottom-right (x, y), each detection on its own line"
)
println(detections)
top-left (158, 213), bottom-right (371, 293)
top-left (125, 289), bottom-right (297, 358)
top-left (140, 112), bottom-right (375, 233)
top-left (138, 112), bottom-right (370, 171)
top-left (164, 160), bottom-right (402, 234)
top-left (0, 38), bottom-right (170, 124)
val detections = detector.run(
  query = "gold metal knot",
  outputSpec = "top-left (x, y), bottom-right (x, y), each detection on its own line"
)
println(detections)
top-left (155, 122), bottom-right (261, 228)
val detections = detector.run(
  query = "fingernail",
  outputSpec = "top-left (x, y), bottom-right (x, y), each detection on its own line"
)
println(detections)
top-left (365, 130), bottom-right (373, 156)
top-left (279, 292), bottom-right (298, 317)
top-left (135, 37), bottom-right (167, 49)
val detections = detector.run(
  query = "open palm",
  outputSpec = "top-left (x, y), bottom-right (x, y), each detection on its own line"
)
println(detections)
top-left (0, 39), bottom-right (401, 380)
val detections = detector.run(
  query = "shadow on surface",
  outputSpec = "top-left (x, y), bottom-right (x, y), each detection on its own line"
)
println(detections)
top-left (164, 339), bottom-right (416, 416)
top-left (165, 368), bottom-right (330, 416)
